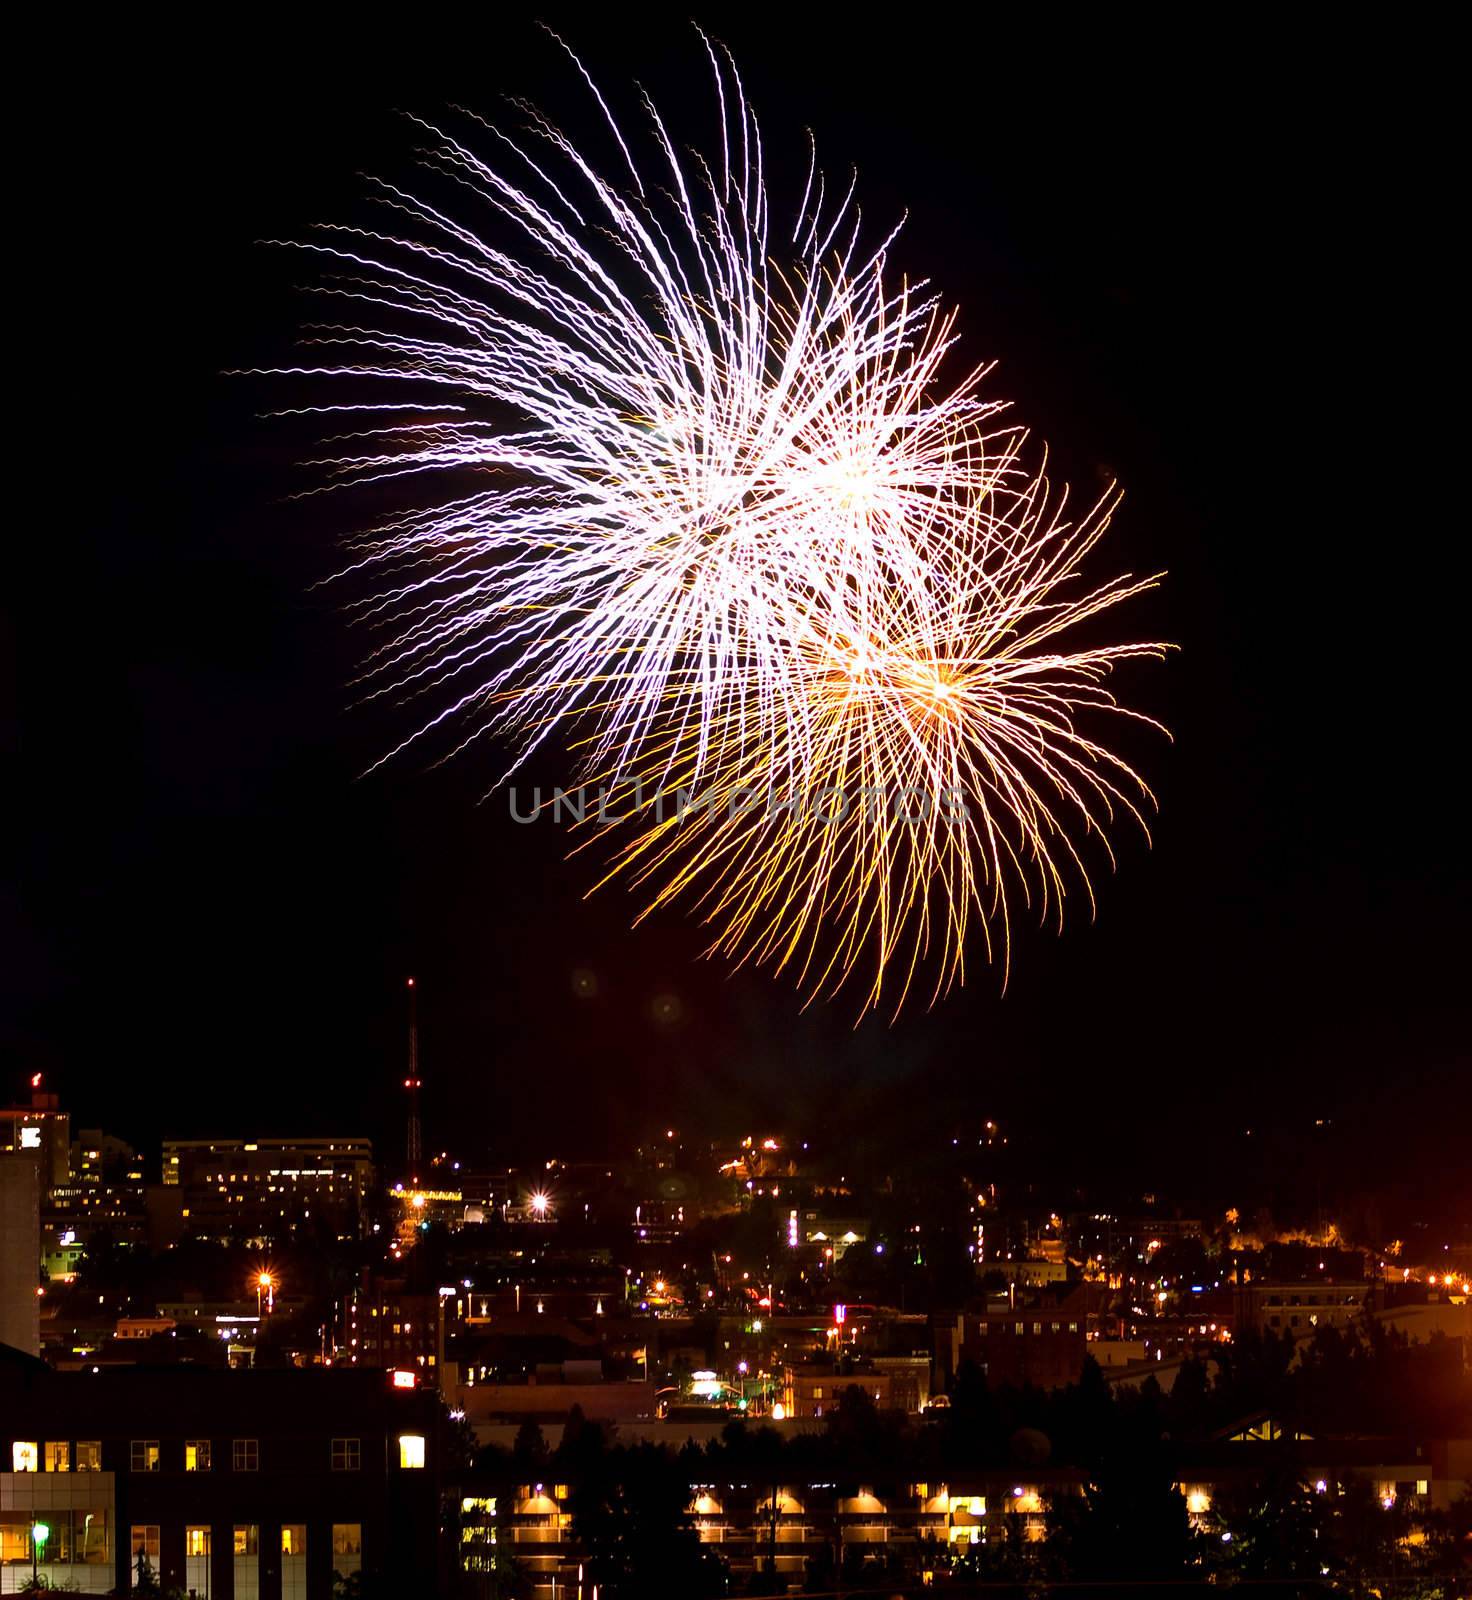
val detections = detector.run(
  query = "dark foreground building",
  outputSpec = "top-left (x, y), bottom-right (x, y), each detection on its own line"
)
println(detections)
top-left (1, 1348), bottom-right (444, 1596)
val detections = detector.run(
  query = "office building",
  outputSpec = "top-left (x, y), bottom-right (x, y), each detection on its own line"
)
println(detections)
top-left (0, 1082), bottom-right (69, 1197)
top-left (1, 1360), bottom-right (443, 1596)
top-left (162, 1137), bottom-right (374, 1244)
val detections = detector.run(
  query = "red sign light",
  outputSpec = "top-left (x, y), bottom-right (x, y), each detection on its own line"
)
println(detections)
top-left (390, 1369), bottom-right (418, 1390)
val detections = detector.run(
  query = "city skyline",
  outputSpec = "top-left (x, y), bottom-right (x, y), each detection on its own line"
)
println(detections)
top-left (11, 19), bottom-right (1467, 1182)
top-left (3, 20), bottom-right (1468, 1594)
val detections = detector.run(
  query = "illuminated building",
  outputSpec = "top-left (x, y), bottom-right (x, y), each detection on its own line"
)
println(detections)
top-left (453, 1370), bottom-right (658, 1429)
top-left (788, 1365), bottom-right (896, 1417)
top-left (0, 1362), bottom-right (443, 1596)
top-left (42, 1131), bottom-right (147, 1278)
top-left (1068, 1212), bottom-right (1204, 1271)
top-left (870, 1355), bottom-right (933, 1414)
top-left (987, 1258), bottom-right (1071, 1287)
top-left (0, 1081), bottom-right (70, 1197)
top-left (347, 1276), bottom-right (442, 1380)
top-left (938, 1286), bottom-right (1091, 1391)
top-left (161, 1137), bottom-right (374, 1244)
top-left (796, 1214), bottom-right (869, 1260)
top-left (441, 1443), bottom-right (1465, 1598)
top-left (1233, 1279), bottom-right (1376, 1334)
top-left (388, 1184), bottom-right (463, 1245)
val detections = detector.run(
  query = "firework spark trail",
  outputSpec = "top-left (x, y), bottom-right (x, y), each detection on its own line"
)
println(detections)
top-left (577, 469), bottom-right (1168, 1019)
top-left (263, 34), bottom-right (1169, 1014)
top-left (257, 41), bottom-right (1012, 792)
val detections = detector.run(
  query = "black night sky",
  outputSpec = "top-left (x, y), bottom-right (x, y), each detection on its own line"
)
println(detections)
top-left (8, 17), bottom-right (1466, 1215)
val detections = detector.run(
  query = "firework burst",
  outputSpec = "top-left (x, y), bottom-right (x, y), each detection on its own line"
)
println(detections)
top-left (261, 36), bottom-right (1008, 787)
top-left (580, 461), bottom-right (1168, 1018)
top-left (265, 34), bottom-right (1169, 1015)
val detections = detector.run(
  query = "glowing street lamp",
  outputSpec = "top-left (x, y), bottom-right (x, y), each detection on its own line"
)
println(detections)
top-left (255, 1271), bottom-right (276, 1316)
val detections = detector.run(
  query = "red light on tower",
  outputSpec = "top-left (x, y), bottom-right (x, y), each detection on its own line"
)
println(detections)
top-left (30, 1073), bottom-right (42, 1088)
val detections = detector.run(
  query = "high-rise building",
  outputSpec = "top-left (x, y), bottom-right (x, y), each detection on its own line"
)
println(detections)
top-left (43, 1130), bottom-right (149, 1278)
top-left (161, 1137), bottom-right (375, 1245)
top-left (0, 1153), bottom-right (41, 1356)
top-left (0, 1077), bottom-right (71, 1196)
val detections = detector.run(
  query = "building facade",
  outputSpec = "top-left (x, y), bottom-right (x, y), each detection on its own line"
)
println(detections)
top-left (162, 1138), bottom-right (374, 1245)
top-left (1, 1086), bottom-right (70, 1196)
top-left (1, 1361), bottom-right (443, 1596)
top-left (0, 1157), bottom-right (40, 1358)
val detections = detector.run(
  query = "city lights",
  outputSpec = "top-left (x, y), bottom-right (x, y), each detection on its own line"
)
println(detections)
top-left (254, 1269), bottom-right (276, 1316)
top-left (10, 34), bottom-right (1466, 1600)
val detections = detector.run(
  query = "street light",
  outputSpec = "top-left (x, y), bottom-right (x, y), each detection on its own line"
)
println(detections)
top-left (31, 1522), bottom-right (50, 1583)
top-left (255, 1271), bottom-right (275, 1316)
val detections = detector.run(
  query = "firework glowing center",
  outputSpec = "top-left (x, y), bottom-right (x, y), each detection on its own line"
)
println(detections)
top-left (266, 32), bottom-right (1169, 1017)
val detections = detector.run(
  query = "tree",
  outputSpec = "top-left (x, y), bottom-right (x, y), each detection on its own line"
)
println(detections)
top-left (1413, 1491), bottom-right (1472, 1598)
top-left (569, 1441), bottom-right (727, 1598)
top-left (510, 1419), bottom-right (549, 1477)
top-left (1045, 1437), bottom-right (1197, 1584)
top-left (1320, 1473), bottom-right (1409, 1600)
top-left (1210, 1452), bottom-right (1329, 1582)
top-left (951, 1507), bottom-right (1045, 1593)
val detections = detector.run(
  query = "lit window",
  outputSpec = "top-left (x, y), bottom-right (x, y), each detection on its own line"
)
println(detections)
top-left (233, 1438), bottom-right (259, 1472)
top-left (185, 1439), bottom-right (211, 1472)
top-left (130, 1440), bottom-right (160, 1473)
top-left (233, 1524), bottom-right (259, 1557)
top-left (76, 1440), bottom-right (101, 1471)
top-left (281, 1525), bottom-right (306, 1557)
top-left (45, 1440), bottom-right (71, 1472)
top-left (131, 1525), bottom-right (161, 1581)
top-left (332, 1524), bottom-right (363, 1558)
top-left (331, 1437), bottom-right (362, 1471)
top-left (186, 1527), bottom-right (211, 1557)
top-left (12, 1441), bottom-right (38, 1472)
top-left (398, 1433), bottom-right (426, 1469)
